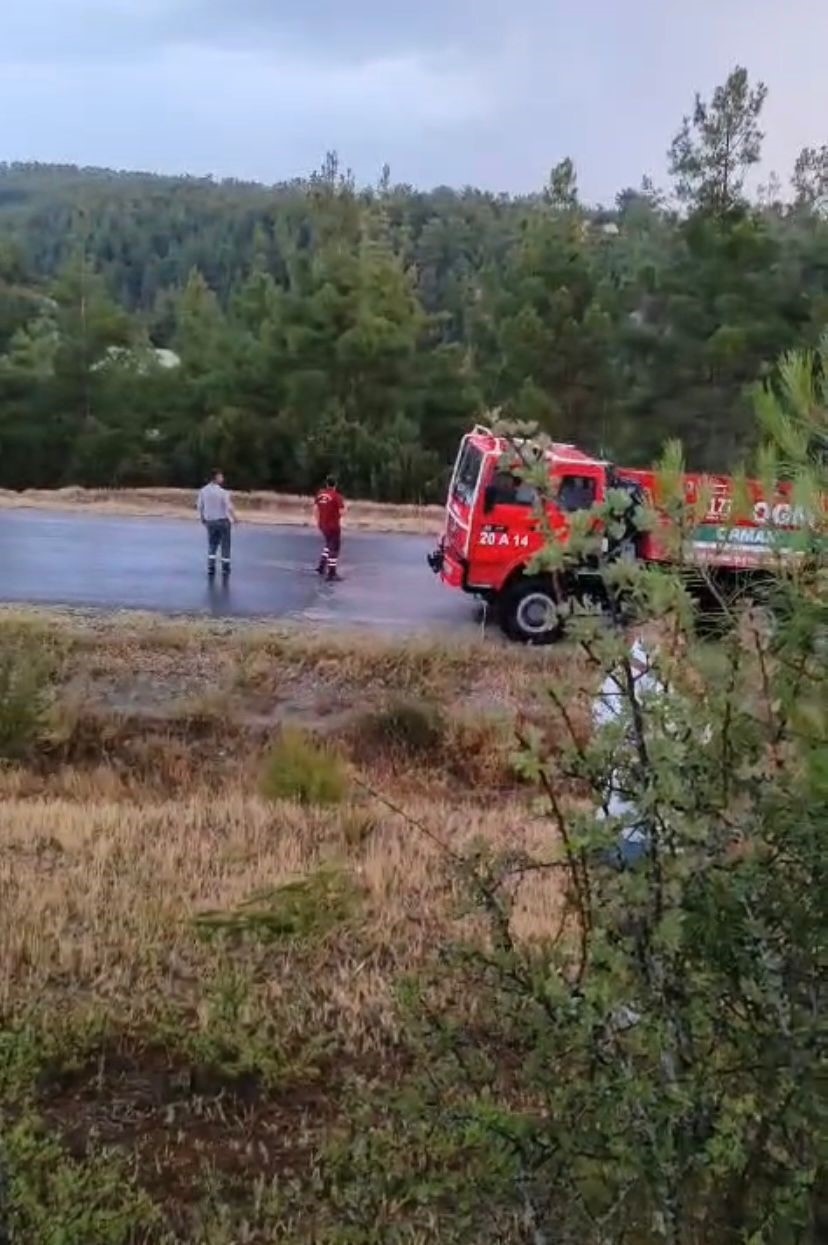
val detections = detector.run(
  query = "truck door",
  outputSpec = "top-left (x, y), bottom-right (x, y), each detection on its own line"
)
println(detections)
top-left (467, 461), bottom-right (540, 589)
top-left (444, 436), bottom-right (484, 560)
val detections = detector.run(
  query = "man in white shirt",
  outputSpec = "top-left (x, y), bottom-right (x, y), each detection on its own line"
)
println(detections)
top-left (197, 469), bottom-right (236, 577)
top-left (593, 631), bottom-right (709, 868)
top-left (593, 636), bottom-right (660, 867)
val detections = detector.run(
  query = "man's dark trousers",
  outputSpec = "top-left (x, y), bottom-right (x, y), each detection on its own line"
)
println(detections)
top-left (206, 519), bottom-right (231, 574)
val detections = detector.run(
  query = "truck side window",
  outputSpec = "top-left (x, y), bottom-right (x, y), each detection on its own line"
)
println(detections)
top-left (485, 472), bottom-right (537, 510)
top-left (514, 481), bottom-right (538, 505)
top-left (452, 442), bottom-right (484, 506)
top-left (558, 475), bottom-right (597, 513)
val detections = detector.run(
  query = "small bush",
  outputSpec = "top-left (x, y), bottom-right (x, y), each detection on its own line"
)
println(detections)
top-left (194, 866), bottom-right (359, 946)
top-left (0, 1115), bottom-right (158, 1244)
top-left (448, 713), bottom-right (514, 788)
top-left (260, 727), bottom-right (347, 805)
top-left (353, 695), bottom-right (447, 763)
top-left (0, 638), bottom-right (54, 760)
top-left (182, 962), bottom-right (329, 1086)
top-left (340, 807), bottom-right (379, 847)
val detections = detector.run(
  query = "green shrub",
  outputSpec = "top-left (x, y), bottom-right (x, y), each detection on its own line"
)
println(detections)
top-left (194, 866), bottom-right (359, 945)
top-left (0, 1115), bottom-right (158, 1244)
top-left (385, 363), bottom-right (828, 1243)
top-left (354, 694), bottom-right (447, 763)
top-left (260, 727), bottom-right (347, 805)
top-left (0, 637), bottom-right (54, 760)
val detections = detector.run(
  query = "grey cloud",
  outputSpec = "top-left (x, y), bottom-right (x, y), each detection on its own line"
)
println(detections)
top-left (1, 0), bottom-right (504, 64)
top-left (1, 1), bottom-right (826, 199)
top-left (188, 0), bottom-right (501, 59)
top-left (1, 3), bottom-right (174, 62)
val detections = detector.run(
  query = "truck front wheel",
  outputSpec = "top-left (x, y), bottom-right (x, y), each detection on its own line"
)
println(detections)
top-left (498, 578), bottom-right (565, 644)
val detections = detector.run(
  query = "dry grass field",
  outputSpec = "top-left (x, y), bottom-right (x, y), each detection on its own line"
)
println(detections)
top-left (0, 487), bottom-right (444, 535)
top-left (0, 608), bottom-right (592, 1243)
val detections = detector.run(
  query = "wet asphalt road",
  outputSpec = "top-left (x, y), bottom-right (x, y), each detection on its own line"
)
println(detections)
top-left (0, 509), bottom-right (479, 635)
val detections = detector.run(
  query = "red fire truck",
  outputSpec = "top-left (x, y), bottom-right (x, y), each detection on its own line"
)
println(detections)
top-left (427, 425), bottom-right (812, 643)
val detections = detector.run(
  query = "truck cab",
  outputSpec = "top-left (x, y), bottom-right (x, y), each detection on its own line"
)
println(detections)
top-left (428, 427), bottom-right (611, 641)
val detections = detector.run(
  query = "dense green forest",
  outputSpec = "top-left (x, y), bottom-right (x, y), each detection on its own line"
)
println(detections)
top-left (0, 66), bottom-right (826, 500)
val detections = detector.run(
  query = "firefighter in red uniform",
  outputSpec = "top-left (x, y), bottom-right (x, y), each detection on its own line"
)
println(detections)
top-left (314, 475), bottom-right (345, 581)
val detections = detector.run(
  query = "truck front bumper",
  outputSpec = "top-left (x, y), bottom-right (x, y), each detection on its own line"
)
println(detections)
top-left (427, 543), bottom-right (466, 589)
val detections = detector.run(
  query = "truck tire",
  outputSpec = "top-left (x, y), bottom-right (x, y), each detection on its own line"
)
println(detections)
top-left (498, 577), bottom-right (565, 644)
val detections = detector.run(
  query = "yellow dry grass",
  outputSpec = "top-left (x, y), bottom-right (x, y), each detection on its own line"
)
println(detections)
top-left (0, 608), bottom-right (589, 1235)
top-left (0, 603), bottom-right (574, 722)
top-left (0, 485), bottom-right (445, 535)
top-left (0, 788), bottom-right (563, 1046)
top-left (0, 608), bottom-right (580, 1053)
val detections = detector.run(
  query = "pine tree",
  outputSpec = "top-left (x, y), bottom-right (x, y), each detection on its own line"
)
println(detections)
top-left (669, 67), bottom-right (768, 215)
top-left (792, 146), bottom-right (828, 215)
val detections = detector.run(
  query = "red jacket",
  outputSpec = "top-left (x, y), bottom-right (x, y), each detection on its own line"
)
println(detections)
top-left (315, 487), bottom-right (344, 532)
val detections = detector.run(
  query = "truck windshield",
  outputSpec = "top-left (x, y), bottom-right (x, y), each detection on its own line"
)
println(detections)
top-left (451, 441), bottom-right (483, 507)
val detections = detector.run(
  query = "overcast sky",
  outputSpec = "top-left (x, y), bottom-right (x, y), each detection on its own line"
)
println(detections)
top-left (1, 1), bottom-right (826, 200)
